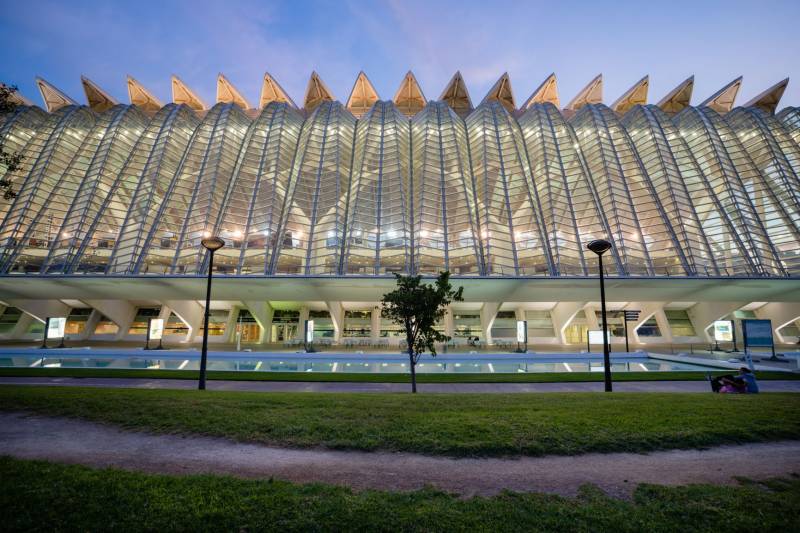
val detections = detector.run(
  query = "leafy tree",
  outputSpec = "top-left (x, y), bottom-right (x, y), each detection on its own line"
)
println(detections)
top-left (381, 271), bottom-right (464, 393)
top-left (0, 84), bottom-right (25, 200)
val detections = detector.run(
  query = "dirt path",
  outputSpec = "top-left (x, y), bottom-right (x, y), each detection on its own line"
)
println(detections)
top-left (2, 411), bottom-right (798, 498)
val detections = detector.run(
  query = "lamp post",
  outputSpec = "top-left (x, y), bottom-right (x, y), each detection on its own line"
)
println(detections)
top-left (587, 239), bottom-right (613, 392)
top-left (199, 236), bottom-right (225, 390)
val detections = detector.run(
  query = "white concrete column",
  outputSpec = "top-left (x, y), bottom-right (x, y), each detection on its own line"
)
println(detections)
top-left (295, 307), bottom-right (309, 340)
top-left (83, 300), bottom-right (137, 341)
top-left (161, 300), bottom-right (204, 343)
top-left (754, 302), bottom-right (800, 343)
top-left (687, 301), bottom-right (746, 343)
top-left (585, 307), bottom-right (600, 330)
top-left (10, 313), bottom-right (34, 339)
top-left (325, 301), bottom-right (344, 343)
top-left (371, 306), bottom-right (381, 342)
top-left (76, 309), bottom-right (102, 341)
top-left (480, 302), bottom-right (502, 345)
top-left (243, 301), bottom-right (273, 344)
top-left (550, 302), bottom-right (586, 344)
top-left (223, 307), bottom-right (239, 344)
top-left (444, 306), bottom-right (455, 337)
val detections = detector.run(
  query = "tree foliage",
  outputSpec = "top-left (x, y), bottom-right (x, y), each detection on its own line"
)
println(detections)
top-left (381, 271), bottom-right (464, 392)
top-left (0, 84), bottom-right (24, 200)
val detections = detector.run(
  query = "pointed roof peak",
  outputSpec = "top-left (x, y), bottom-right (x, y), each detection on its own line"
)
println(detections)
top-left (700, 76), bottom-right (742, 114)
top-left (521, 73), bottom-right (559, 110)
top-left (439, 71), bottom-right (473, 117)
top-left (743, 78), bottom-right (789, 115)
top-left (35, 77), bottom-right (78, 112)
top-left (303, 71), bottom-right (335, 113)
top-left (80, 75), bottom-right (119, 113)
top-left (565, 74), bottom-right (603, 112)
top-left (346, 71), bottom-right (379, 118)
top-left (260, 71), bottom-right (296, 109)
top-left (481, 72), bottom-right (516, 113)
top-left (216, 73), bottom-right (251, 109)
top-left (4, 86), bottom-right (34, 106)
top-left (171, 75), bottom-right (206, 111)
top-left (127, 75), bottom-right (163, 114)
top-left (611, 75), bottom-right (649, 115)
top-left (393, 70), bottom-right (426, 117)
top-left (657, 75), bottom-right (694, 114)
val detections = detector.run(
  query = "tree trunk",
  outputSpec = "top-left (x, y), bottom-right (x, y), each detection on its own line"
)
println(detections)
top-left (409, 349), bottom-right (417, 393)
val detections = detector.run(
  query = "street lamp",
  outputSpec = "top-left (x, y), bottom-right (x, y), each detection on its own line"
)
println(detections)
top-left (587, 239), bottom-right (613, 392)
top-left (199, 235), bottom-right (225, 390)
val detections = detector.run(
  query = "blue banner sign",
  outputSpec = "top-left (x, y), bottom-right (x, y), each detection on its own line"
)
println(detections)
top-left (741, 319), bottom-right (774, 348)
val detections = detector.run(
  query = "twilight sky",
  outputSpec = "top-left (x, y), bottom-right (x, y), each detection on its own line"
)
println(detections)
top-left (1, 0), bottom-right (799, 110)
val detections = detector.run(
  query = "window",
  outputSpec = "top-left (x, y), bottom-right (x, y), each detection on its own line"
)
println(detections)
top-left (665, 310), bottom-right (696, 336)
top-left (525, 310), bottom-right (555, 337)
top-left (164, 313), bottom-right (189, 335)
top-left (94, 315), bottom-right (119, 335)
top-left (65, 308), bottom-right (92, 335)
top-left (199, 310), bottom-right (228, 336)
top-left (636, 317), bottom-right (662, 337)
top-left (453, 313), bottom-right (481, 338)
top-left (343, 310), bottom-right (371, 338)
top-left (0, 307), bottom-right (22, 334)
top-left (128, 307), bottom-right (161, 335)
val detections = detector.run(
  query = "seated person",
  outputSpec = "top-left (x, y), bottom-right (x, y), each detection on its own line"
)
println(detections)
top-left (708, 367), bottom-right (759, 394)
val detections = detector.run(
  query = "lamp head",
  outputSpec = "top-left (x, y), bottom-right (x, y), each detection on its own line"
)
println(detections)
top-left (587, 239), bottom-right (612, 256)
top-left (201, 236), bottom-right (225, 252)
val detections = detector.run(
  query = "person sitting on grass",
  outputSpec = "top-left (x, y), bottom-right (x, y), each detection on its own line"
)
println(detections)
top-left (708, 367), bottom-right (759, 394)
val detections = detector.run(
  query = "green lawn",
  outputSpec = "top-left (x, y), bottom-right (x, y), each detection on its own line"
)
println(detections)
top-left (1, 366), bottom-right (797, 383)
top-left (1, 386), bottom-right (799, 457)
top-left (1, 457), bottom-right (798, 532)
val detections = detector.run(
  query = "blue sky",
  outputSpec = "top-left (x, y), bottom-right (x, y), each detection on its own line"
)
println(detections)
top-left (1, 0), bottom-right (799, 109)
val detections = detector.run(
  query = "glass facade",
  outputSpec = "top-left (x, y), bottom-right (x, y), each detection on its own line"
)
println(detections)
top-left (1, 86), bottom-right (799, 278)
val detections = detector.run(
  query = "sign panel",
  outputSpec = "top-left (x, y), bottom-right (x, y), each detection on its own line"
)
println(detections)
top-left (588, 330), bottom-right (609, 345)
top-left (305, 319), bottom-right (314, 343)
top-left (623, 310), bottom-right (640, 321)
top-left (47, 317), bottom-right (66, 339)
top-left (516, 320), bottom-right (528, 343)
top-left (713, 320), bottom-right (734, 342)
top-left (149, 318), bottom-right (164, 340)
top-left (742, 319), bottom-right (773, 348)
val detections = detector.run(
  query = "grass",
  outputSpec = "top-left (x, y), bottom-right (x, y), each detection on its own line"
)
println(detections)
top-left (1, 366), bottom-right (797, 383)
top-left (1, 457), bottom-right (799, 532)
top-left (1, 386), bottom-right (799, 457)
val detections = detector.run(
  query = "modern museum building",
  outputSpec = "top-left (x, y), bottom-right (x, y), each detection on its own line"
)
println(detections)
top-left (0, 70), bottom-right (798, 349)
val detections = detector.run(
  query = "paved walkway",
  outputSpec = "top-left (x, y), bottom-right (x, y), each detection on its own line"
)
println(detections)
top-left (2, 376), bottom-right (800, 393)
top-left (2, 412), bottom-right (798, 498)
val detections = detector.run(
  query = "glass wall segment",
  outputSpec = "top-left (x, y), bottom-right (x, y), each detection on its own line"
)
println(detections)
top-left (518, 102), bottom-right (618, 275)
top-left (0, 106), bottom-right (98, 273)
top-left (674, 107), bottom-right (797, 274)
top-left (42, 105), bottom-right (148, 273)
top-left (411, 101), bottom-right (481, 275)
top-left (467, 101), bottom-right (552, 276)
top-left (106, 104), bottom-right (199, 274)
top-left (342, 101), bottom-right (411, 275)
top-left (274, 101), bottom-right (356, 275)
top-left (571, 104), bottom-right (689, 276)
top-left (226, 103), bottom-right (302, 274)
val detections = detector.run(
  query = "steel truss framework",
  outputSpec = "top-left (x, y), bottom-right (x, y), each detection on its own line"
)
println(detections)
top-left (1, 75), bottom-right (799, 279)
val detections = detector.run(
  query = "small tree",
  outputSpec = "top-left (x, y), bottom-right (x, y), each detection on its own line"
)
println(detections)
top-left (381, 271), bottom-right (464, 393)
top-left (0, 84), bottom-right (25, 200)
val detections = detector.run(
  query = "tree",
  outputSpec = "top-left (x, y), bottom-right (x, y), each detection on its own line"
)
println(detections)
top-left (0, 84), bottom-right (25, 200)
top-left (381, 271), bottom-right (464, 393)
